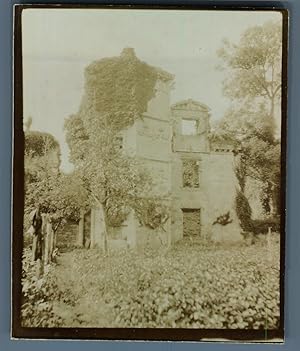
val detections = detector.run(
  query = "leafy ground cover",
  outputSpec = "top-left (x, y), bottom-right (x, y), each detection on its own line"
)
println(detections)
top-left (21, 249), bottom-right (74, 327)
top-left (42, 235), bottom-right (281, 329)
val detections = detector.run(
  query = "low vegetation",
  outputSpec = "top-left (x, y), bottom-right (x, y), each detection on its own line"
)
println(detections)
top-left (21, 249), bottom-right (64, 327)
top-left (24, 236), bottom-right (280, 329)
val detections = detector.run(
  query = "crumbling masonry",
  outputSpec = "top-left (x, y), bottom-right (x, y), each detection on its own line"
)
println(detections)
top-left (83, 50), bottom-right (242, 250)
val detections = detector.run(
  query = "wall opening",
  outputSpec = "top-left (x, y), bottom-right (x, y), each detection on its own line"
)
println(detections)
top-left (182, 208), bottom-right (201, 237)
top-left (181, 119), bottom-right (197, 135)
top-left (182, 160), bottom-right (200, 188)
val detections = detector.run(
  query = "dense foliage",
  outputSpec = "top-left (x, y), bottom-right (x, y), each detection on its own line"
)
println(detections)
top-left (133, 197), bottom-right (169, 230)
top-left (235, 190), bottom-right (253, 233)
top-left (217, 20), bottom-right (282, 121)
top-left (64, 48), bottom-right (172, 239)
top-left (211, 106), bottom-right (281, 218)
top-left (24, 130), bottom-right (89, 232)
top-left (215, 20), bottom-right (282, 216)
top-left (21, 249), bottom-right (64, 327)
top-left (65, 48), bottom-right (163, 165)
top-left (60, 239), bottom-right (280, 329)
top-left (25, 131), bottom-right (60, 158)
top-left (82, 47), bottom-right (161, 131)
top-left (252, 217), bottom-right (280, 235)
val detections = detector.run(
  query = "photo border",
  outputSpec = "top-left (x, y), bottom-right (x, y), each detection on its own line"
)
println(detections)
top-left (11, 3), bottom-right (288, 342)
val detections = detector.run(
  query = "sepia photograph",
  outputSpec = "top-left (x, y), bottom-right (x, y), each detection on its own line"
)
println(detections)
top-left (12, 5), bottom-right (287, 342)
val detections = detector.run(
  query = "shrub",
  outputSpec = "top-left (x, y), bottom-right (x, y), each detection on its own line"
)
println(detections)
top-left (21, 249), bottom-right (70, 327)
top-left (235, 190), bottom-right (253, 232)
top-left (235, 189), bottom-right (280, 236)
top-left (252, 217), bottom-right (280, 235)
top-left (25, 131), bottom-right (59, 157)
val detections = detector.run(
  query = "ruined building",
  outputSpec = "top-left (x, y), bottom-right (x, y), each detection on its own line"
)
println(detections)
top-left (80, 49), bottom-right (242, 250)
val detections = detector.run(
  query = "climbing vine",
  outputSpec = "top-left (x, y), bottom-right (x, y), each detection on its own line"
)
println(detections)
top-left (134, 199), bottom-right (169, 231)
top-left (80, 48), bottom-right (165, 132)
top-left (234, 156), bottom-right (253, 233)
top-left (212, 211), bottom-right (233, 226)
top-left (235, 190), bottom-right (253, 233)
top-left (65, 48), bottom-right (172, 234)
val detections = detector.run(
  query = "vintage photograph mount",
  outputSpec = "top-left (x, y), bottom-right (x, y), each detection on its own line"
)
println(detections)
top-left (12, 4), bottom-right (288, 342)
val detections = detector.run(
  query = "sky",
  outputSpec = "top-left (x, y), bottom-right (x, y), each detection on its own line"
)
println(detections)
top-left (22, 9), bottom-right (282, 172)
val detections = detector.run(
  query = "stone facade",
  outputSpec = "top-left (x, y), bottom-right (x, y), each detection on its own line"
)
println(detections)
top-left (170, 99), bottom-right (242, 244)
top-left (87, 61), bottom-right (242, 250)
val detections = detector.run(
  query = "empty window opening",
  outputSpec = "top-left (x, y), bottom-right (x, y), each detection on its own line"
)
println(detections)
top-left (181, 119), bottom-right (197, 135)
top-left (182, 160), bottom-right (200, 188)
top-left (182, 209), bottom-right (201, 237)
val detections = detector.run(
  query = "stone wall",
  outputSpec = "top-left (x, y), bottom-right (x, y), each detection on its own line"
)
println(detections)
top-left (135, 221), bottom-right (171, 250)
top-left (136, 118), bottom-right (171, 161)
top-left (170, 150), bottom-right (242, 243)
top-left (146, 79), bottom-right (173, 121)
top-left (169, 98), bottom-right (242, 243)
top-left (121, 78), bottom-right (174, 248)
top-left (173, 134), bottom-right (209, 153)
top-left (200, 152), bottom-right (242, 242)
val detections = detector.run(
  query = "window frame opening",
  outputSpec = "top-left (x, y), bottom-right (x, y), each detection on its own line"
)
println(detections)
top-left (181, 208), bottom-right (201, 237)
top-left (182, 159), bottom-right (200, 188)
top-left (181, 118), bottom-right (198, 135)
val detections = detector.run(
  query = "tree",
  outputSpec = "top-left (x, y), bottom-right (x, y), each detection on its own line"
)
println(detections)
top-left (217, 20), bottom-right (282, 123)
top-left (211, 103), bottom-right (281, 216)
top-left (64, 48), bottom-right (170, 252)
top-left (215, 20), bottom-right (283, 216)
top-left (24, 131), bottom-right (88, 232)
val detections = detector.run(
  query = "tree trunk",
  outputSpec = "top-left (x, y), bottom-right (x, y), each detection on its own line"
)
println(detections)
top-left (90, 209), bottom-right (95, 248)
top-left (269, 95), bottom-right (277, 142)
top-left (270, 96), bottom-right (275, 120)
top-left (44, 215), bottom-right (54, 266)
top-left (43, 215), bottom-right (49, 266)
top-left (269, 184), bottom-right (279, 216)
top-left (267, 226), bottom-right (272, 261)
top-left (99, 203), bottom-right (109, 255)
top-left (77, 209), bottom-right (85, 247)
top-left (48, 223), bottom-right (54, 262)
